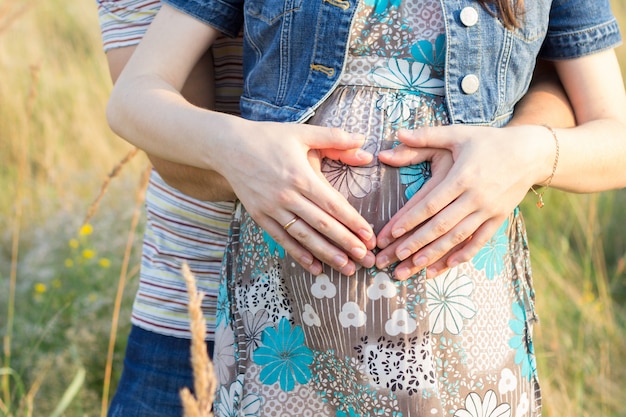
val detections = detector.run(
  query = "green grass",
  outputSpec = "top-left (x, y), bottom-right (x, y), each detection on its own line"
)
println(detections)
top-left (1, 0), bottom-right (626, 416)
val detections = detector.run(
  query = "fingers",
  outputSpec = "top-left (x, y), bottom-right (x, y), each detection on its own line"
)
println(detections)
top-left (320, 147), bottom-right (374, 166)
top-left (381, 214), bottom-right (504, 281)
top-left (303, 125), bottom-right (367, 151)
top-left (377, 157), bottom-right (458, 252)
top-left (445, 219), bottom-right (503, 267)
top-left (279, 214), bottom-right (370, 276)
top-left (394, 126), bottom-right (460, 149)
top-left (288, 188), bottom-right (377, 266)
top-left (259, 218), bottom-right (323, 275)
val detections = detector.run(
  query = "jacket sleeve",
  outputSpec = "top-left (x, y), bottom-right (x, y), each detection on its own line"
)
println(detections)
top-left (540, 0), bottom-right (622, 59)
top-left (162, 0), bottom-right (244, 38)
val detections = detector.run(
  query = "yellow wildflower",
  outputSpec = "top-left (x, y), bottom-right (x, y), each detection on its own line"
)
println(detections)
top-left (98, 258), bottom-right (111, 268)
top-left (82, 249), bottom-right (96, 259)
top-left (69, 239), bottom-right (79, 249)
top-left (34, 283), bottom-right (47, 293)
top-left (65, 258), bottom-right (74, 268)
top-left (79, 223), bottom-right (93, 236)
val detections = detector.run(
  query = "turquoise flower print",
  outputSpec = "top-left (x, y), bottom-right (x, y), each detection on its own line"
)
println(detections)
top-left (262, 229), bottom-right (285, 258)
top-left (216, 280), bottom-right (230, 327)
top-left (508, 303), bottom-right (537, 381)
top-left (399, 161), bottom-right (431, 200)
top-left (471, 219), bottom-right (509, 280)
top-left (364, 0), bottom-right (401, 15)
top-left (371, 58), bottom-right (445, 96)
top-left (253, 317), bottom-right (313, 391)
top-left (336, 407), bottom-right (362, 417)
top-left (411, 34), bottom-right (446, 77)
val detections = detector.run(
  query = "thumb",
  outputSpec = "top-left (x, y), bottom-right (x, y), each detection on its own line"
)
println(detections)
top-left (303, 125), bottom-right (367, 151)
top-left (396, 126), bottom-right (459, 150)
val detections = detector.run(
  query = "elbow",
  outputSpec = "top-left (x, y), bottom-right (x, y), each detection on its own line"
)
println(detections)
top-left (106, 87), bottom-right (126, 139)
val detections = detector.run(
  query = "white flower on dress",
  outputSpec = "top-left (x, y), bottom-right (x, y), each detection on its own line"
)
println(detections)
top-left (322, 159), bottom-right (377, 199)
top-left (302, 304), bottom-right (321, 327)
top-left (498, 368), bottom-right (517, 395)
top-left (516, 392), bottom-right (529, 417)
top-left (454, 390), bottom-right (511, 417)
top-left (310, 274), bottom-right (336, 299)
top-left (426, 267), bottom-right (477, 335)
top-left (385, 308), bottom-right (417, 336)
top-left (367, 271), bottom-right (397, 300)
top-left (214, 323), bottom-right (236, 385)
top-left (371, 58), bottom-right (445, 96)
top-left (338, 301), bottom-right (367, 328)
top-left (215, 375), bottom-right (263, 417)
top-left (242, 309), bottom-right (271, 356)
top-left (375, 91), bottom-right (424, 126)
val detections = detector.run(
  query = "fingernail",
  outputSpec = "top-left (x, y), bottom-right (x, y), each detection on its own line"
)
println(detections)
top-left (427, 266), bottom-right (439, 279)
top-left (378, 237), bottom-right (389, 248)
top-left (341, 263), bottom-right (356, 276)
top-left (362, 253), bottom-right (376, 268)
top-left (359, 228), bottom-right (373, 241)
top-left (309, 263), bottom-right (323, 275)
top-left (355, 149), bottom-right (372, 160)
top-left (333, 254), bottom-right (349, 268)
top-left (397, 248), bottom-right (411, 261)
top-left (412, 255), bottom-right (427, 269)
top-left (351, 246), bottom-right (366, 260)
top-left (394, 266), bottom-right (411, 281)
top-left (300, 254), bottom-right (314, 266)
top-left (392, 227), bottom-right (406, 238)
top-left (377, 254), bottom-right (390, 269)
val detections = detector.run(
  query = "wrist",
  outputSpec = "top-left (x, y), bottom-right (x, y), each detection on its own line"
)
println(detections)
top-left (528, 125), bottom-right (560, 208)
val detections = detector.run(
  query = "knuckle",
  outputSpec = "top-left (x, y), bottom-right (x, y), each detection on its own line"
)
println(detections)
top-left (432, 220), bottom-right (449, 236)
top-left (450, 229), bottom-right (468, 246)
top-left (423, 201), bottom-right (439, 218)
top-left (453, 175), bottom-right (470, 190)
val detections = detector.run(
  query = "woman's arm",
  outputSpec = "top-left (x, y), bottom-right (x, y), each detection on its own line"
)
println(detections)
top-left (376, 50), bottom-right (626, 280)
top-left (107, 5), bottom-right (377, 276)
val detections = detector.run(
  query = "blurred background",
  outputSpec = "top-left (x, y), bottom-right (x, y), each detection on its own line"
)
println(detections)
top-left (1, 1), bottom-right (625, 416)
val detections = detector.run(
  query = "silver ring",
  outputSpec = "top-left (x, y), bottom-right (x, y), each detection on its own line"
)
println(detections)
top-left (283, 216), bottom-right (299, 230)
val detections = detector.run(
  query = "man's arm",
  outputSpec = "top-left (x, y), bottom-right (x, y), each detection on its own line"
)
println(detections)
top-left (508, 59), bottom-right (576, 128)
top-left (106, 45), bottom-right (236, 201)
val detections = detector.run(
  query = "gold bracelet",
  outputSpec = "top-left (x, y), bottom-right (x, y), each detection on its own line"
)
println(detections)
top-left (530, 125), bottom-right (560, 208)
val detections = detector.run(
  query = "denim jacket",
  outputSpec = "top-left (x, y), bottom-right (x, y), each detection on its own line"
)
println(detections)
top-left (164, 0), bottom-right (621, 126)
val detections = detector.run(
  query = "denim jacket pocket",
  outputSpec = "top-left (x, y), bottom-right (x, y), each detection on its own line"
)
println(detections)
top-left (246, 0), bottom-right (304, 25)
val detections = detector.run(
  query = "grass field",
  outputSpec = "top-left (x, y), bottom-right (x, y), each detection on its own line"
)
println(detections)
top-left (1, 1), bottom-right (625, 416)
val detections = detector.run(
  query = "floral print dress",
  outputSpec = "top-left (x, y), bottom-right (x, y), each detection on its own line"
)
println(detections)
top-left (214, 1), bottom-right (542, 416)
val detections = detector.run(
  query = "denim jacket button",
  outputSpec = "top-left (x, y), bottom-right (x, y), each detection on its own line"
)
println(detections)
top-left (460, 7), bottom-right (479, 27)
top-left (461, 74), bottom-right (480, 94)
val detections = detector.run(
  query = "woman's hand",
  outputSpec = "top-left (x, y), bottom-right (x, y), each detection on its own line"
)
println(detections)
top-left (215, 120), bottom-right (378, 276)
top-left (375, 125), bottom-right (554, 280)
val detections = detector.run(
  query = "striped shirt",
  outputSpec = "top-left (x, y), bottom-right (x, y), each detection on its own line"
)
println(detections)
top-left (96, 0), bottom-right (242, 339)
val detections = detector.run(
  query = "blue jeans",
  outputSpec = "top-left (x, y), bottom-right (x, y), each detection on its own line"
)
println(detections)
top-left (107, 325), bottom-right (215, 417)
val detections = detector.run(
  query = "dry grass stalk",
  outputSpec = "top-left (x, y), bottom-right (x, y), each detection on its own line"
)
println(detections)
top-left (2, 61), bottom-right (40, 412)
top-left (83, 147), bottom-right (139, 226)
top-left (0, 0), bottom-right (34, 35)
top-left (181, 263), bottom-right (217, 417)
top-left (100, 165), bottom-right (151, 417)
